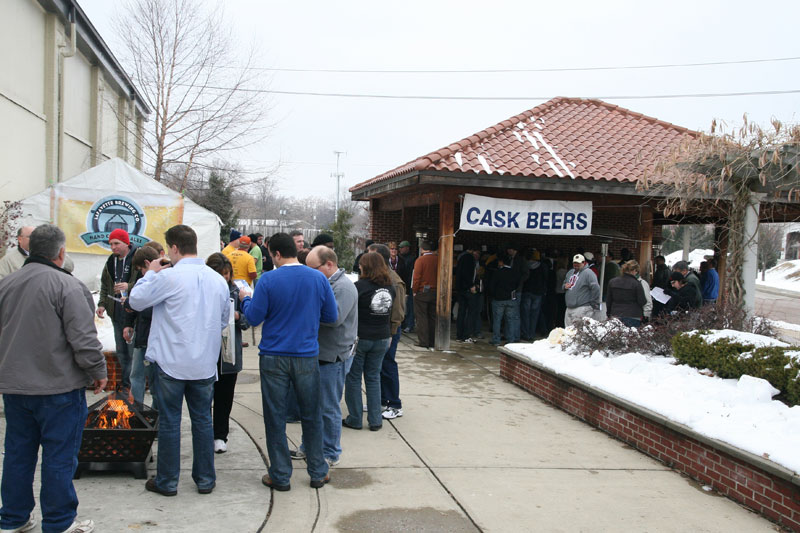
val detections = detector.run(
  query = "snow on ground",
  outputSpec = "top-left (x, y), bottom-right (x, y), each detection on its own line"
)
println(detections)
top-left (756, 260), bottom-right (800, 293)
top-left (696, 329), bottom-right (789, 348)
top-left (664, 249), bottom-right (713, 270)
top-left (507, 330), bottom-right (800, 474)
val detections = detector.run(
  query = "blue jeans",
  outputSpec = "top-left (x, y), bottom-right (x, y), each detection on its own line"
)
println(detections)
top-left (491, 299), bottom-right (520, 344)
top-left (402, 292), bottom-right (415, 330)
top-left (520, 293), bottom-right (544, 340)
top-left (259, 355), bottom-right (327, 485)
top-left (1, 390), bottom-right (87, 533)
top-left (153, 364), bottom-right (216, 492)
top-left (619, 317), bottom-right (642, 327)
top-left (381, 327), bottom-right (403, 408)
top-left (113, 320), bottom-right (132, 389)
top-left (345, 337), bottom-right (390, 428)
top-left (130, 347), bottom-right (157, 407)
top-left (302, 360), bottom-right (346, 462)
top-left (472, 292), bottom-right (485, 337)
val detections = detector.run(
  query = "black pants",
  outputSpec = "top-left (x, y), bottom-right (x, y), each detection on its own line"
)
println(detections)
top-left (414, 290), bottom-right (437, 348)
top-left (213, 372), bottom-right (238, 441)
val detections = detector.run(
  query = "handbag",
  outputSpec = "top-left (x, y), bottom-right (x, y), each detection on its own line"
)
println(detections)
top-left (221, 298), bottom-right (236, 365)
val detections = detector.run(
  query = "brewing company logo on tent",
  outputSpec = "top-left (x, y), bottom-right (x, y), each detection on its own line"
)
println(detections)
top-left (80, 195), bottom-right (151, 250)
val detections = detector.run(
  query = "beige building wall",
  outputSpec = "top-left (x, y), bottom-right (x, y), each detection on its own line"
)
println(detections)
top-left (0, 0), bottom-right (148, 204)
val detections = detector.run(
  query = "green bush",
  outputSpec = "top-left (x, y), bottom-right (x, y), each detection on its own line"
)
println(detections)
top-left (672, 332), bottom-right (800, 406)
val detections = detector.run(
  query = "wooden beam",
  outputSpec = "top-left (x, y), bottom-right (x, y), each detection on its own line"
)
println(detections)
top-left (435, 189), bottom-right (456, 351)
top-left (714, 224), bottom-right (729, 304)
top-left (637, 207), bottom-right (654, 283)
top-left (375, 189), bottom-right (440, 212)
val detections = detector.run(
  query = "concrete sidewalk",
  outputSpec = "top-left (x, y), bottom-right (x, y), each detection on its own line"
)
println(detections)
top-left (0, 329), bottom-right (778, 532)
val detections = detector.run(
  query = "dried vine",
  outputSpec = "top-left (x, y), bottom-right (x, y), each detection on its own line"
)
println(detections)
top-left (637, 116), bottom-right (800, 314)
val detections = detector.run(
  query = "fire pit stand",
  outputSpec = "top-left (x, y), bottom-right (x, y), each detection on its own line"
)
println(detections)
top-left (74, 393), bottom-right (158, 480)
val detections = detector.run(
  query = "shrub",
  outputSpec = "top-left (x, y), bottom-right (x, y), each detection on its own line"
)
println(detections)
top-left (672, 332), bottom-right (800, 406)
top-left (566, 298), bottom-right (776, 357)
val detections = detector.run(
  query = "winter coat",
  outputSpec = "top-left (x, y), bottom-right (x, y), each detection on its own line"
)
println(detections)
top-left (606, 273), bottom-right (647, 319)
top-left (98, 247), bottom-right (140, 322)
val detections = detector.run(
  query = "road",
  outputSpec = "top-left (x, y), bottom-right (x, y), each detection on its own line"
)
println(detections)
top-left (755, 287), bottom-right (800, 325)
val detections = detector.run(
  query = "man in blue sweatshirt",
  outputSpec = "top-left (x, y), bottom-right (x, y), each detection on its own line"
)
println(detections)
top-left (241, 233), bottom-right (338, 491)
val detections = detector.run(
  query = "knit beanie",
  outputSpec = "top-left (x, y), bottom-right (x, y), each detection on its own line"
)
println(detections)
top-left (108, 228), bottom-right (130, 246)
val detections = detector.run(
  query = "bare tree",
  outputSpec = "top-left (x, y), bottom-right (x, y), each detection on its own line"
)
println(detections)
top-left (116, 0), bottom-right (269, 188)
top-left (758, 223), bottom-right (786, 279)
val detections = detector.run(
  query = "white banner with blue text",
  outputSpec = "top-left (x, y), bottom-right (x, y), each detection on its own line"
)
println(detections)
top-left (458, 194), bottom-right (592, 235)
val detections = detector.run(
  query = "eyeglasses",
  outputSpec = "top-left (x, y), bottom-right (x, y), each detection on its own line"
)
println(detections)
top-left (307, 262), bottom-right (324, 270)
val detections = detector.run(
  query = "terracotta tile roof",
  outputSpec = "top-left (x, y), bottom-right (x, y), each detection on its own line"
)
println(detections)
top-left (350, 97), bottom-right (699, 193)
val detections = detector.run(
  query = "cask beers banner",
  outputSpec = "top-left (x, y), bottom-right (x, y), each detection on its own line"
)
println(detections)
top-left (458, 194), bottom-right (592, 235)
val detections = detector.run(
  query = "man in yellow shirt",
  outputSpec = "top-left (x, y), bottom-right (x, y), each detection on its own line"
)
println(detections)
top-left (228, 235), bottom-right (257, 286)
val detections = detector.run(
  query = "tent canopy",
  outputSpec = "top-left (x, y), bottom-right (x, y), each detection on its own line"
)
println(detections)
top-left (17, 158), bottom-right (221, 290)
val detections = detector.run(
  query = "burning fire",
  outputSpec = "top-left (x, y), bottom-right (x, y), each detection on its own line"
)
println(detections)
top-left (95, 397), bottom-right (135, 429)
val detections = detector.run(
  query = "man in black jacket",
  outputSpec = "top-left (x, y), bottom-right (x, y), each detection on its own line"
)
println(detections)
top-left (96, 228), bottom-right (139, 391)
top-left (455, 246), bottom-right (480, 342)
top-left (489, 254), bottom-right (522, 346)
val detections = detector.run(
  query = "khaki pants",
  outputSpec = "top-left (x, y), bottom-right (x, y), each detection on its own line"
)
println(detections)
top-left (564, 305), bottom-right (595, 328)
top-left (413, 290), bottom-right (437, 348)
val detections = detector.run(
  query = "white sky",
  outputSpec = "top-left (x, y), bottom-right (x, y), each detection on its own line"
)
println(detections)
top-left (77, 0), bottom-right (800, 199)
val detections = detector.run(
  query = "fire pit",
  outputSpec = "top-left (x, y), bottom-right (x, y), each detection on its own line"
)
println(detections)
top-left (75, 392), bottom-right (158, 479)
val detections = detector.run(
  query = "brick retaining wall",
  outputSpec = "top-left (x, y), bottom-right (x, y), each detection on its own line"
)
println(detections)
top-left (499, 350), bottom-right (800, 531)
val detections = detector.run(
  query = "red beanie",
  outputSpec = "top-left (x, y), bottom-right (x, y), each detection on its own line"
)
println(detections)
top-left (108, 228), bottom-right (130, 246)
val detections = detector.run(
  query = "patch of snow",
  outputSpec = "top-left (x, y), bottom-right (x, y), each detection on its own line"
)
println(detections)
top-left (770, 319), bottom-right (800, 332)
top-left (756, 260), bottom-right (800, 293)
top-left (517, 122), bottom-right (525, 130)
top-left (512, 131), bottom-right (523, 143)
top-left (532, 131), bottom-right (575, 179)
top-left (546, 161), bottom-right (564, 177)
top-left (535, 123), bottom-right (544, 130)
top-left (695, 329), bottom-right (789, 349)
top-left (477, 154), bottom-right (492, 174)
top-left (531, 154), bottom-right (540, 164)
top-left (522, 131), bottom-right (539, 150)
top-left (569, 161), bottom-right (576, 168)
top-left (506, 336), bottom-right (800, 474)
top-left (454, 152), bottom-right (463, 168)
top-left (664, 249), bottom-right (714, 270)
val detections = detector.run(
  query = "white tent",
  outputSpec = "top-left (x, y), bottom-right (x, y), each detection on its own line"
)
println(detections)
top-left (17, 158), bottom-right (221, 290)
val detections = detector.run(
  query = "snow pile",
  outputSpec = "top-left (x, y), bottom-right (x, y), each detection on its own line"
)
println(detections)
top-left (695, 329), bottom-right (789, 349)
top-left (756, 260), bottom-right (800, 293)
top-left (507, 333), bottom-right (800, 474)
top-left (664, 249), bottom-right (713, 270)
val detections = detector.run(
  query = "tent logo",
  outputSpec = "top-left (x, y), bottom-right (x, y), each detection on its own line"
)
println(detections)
top-left (80, 195), bottom-right (150, 249)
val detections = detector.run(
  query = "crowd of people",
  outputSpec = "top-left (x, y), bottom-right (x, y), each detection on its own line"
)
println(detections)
top-left (0, 221), bottom-right (723, 532)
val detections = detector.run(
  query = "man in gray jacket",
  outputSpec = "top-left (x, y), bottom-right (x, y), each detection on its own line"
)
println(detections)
top-left (0, 224), bottom-right (107, 533)
top-left (298, 245), bottom-right (358, 466)
top-left (563, 253), bottom-right (601, 327)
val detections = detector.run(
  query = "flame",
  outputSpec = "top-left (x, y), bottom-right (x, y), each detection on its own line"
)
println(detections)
top-left (95, 398), bottom-right (135, 429)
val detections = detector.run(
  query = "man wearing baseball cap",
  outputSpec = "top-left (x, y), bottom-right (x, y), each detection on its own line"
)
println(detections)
top-left (562, 253), bottom-right (600, 327)
top-left (97, 228), bottom-right (140, 391)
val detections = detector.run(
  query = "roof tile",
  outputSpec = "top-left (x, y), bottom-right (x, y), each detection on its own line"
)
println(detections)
top-left (351, 97), bottom-right (698, 192)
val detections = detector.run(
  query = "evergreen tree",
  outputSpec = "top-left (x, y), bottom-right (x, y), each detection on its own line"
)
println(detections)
top-left (197, 171), bottom-right (239, 240)
top-left (326, 209), bottom-right (355, 270)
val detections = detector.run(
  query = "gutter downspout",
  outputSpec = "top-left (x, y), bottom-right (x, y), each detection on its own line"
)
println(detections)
top-left (55, 5), bottom-right (77, 184)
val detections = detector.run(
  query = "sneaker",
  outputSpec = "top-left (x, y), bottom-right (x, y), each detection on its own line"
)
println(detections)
top-left (325, 457), bottom-right (340, 467)
top-left (62, 520), bottom-right (94, 533)
top-left (1, 517), bottom-right (36, 533)
top-left (289, 448), bottom-right (306, 460)
top-left (214, 439), bottom-right (227, 453)
top-left (382, 407), bottom-right (403, 419)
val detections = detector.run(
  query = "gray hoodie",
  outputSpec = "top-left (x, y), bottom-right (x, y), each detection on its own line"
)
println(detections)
top-left (318, 268), bottom-right (358, 363)
top-left (563, 265), bottom-right (601, 309)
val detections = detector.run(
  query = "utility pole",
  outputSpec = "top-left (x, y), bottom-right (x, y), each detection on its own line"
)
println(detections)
top-left (332, 151), bottom-right (346, 221)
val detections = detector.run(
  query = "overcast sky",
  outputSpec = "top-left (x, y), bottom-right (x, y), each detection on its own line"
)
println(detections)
top-left (77, 0), bottom-right (800, 200)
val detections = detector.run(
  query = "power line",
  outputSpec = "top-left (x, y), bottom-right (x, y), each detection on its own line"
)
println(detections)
top-left (189, 85), bottom-right (800, 101)
top-left (210, 55), bottom-right (800, 74)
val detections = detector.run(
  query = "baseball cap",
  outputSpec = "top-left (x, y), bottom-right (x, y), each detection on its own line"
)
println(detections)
top-left (572, 254), bottom-right (585, 264)
top-left (239, 235), bottom-right (251, 245)
top-left (399, 241), bottom-right (411, 248)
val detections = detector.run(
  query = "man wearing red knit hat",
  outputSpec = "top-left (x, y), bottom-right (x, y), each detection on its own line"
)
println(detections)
top-left (97, 229), bottom-right (140, 392)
